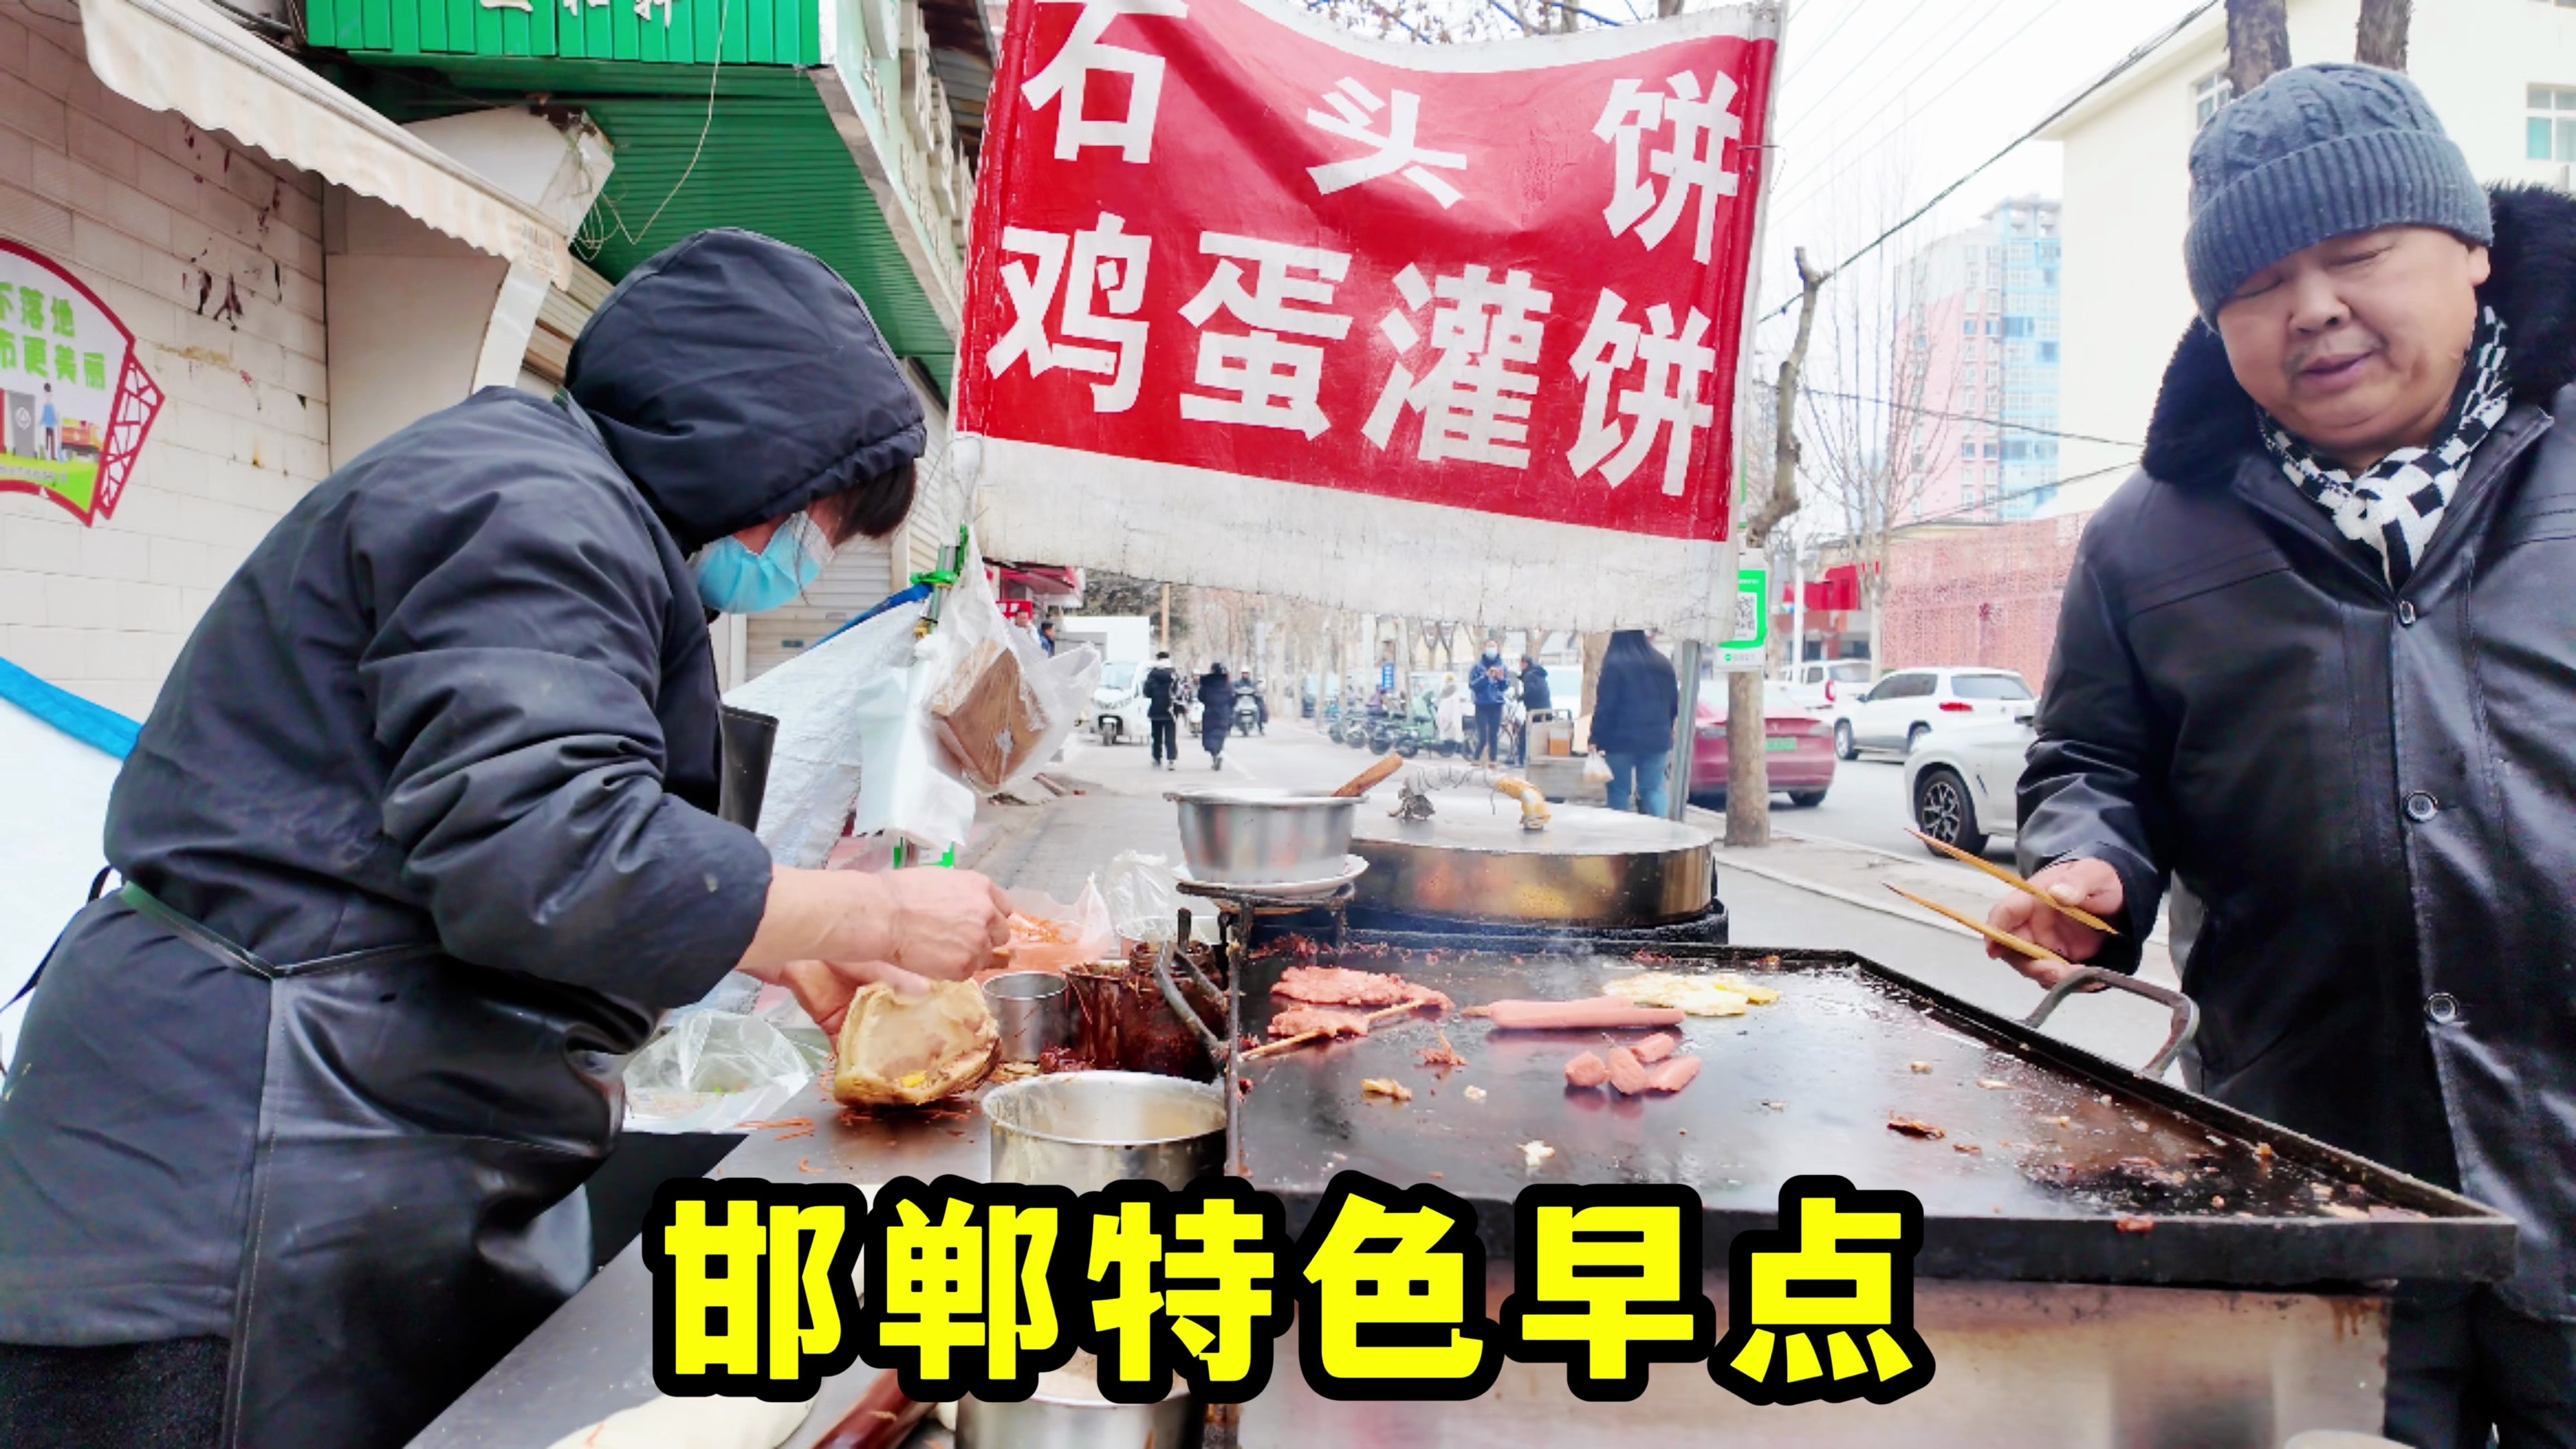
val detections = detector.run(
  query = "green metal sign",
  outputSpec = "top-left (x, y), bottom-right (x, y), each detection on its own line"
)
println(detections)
top-left (1714, 567), bottom-right (1768, 671)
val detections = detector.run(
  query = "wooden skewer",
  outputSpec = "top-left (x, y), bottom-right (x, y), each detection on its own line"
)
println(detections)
top-left (1243, 999), bottom-right (1436, 1060)
top-left (1907, 828), bottom-right (2118, 936)
top-left (1884, 884), bottom-right (2070, 967)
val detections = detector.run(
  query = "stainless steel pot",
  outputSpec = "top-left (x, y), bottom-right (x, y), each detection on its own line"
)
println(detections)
top-left (955, 1378), bottom-right (1199, 1449)
top-left (1168, 788), bottom-right (1354, 887)
top-left (983, 1071), bottom-right (1226, 1192)
top-left (1352, 795), bottom-right (1716, 927)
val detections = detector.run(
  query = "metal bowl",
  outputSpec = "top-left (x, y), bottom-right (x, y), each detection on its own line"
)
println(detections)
top-left (982, 1071), bottom-right (1227, 1192)
top-left (1168, 788), bottom-right (1356, 887)
top-left (956, 1374), bottom-right (1198, 1449)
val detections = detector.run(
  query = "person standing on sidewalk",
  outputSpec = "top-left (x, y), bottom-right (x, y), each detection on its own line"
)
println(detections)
top-left (1197, 661), bottom-right (1237, 770)
top-left (1587, 630), bottom-right (1676, 815)
top-left (1142, 650), bottom-right (1180, 771)
top-left (1516, 652), bottom-right (1554, 765)
top-left (1992, 65), bottom-right (2576, 1441)
top-left (1468, 641), bottom-right (1510, 762)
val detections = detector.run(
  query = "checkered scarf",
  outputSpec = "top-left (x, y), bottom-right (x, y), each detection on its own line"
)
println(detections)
top-left (2259, 307), bottom-right (2512, 590)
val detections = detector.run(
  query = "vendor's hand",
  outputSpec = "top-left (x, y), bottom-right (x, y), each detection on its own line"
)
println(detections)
top-left (738, 865), bottom-right (1012, 985)
top-left (869, 867), bottom-right (1013, 981)
top-left (778, 958), bottom-right (930, 1037)
top-left (1986, 859), bottom-right (2123, 989)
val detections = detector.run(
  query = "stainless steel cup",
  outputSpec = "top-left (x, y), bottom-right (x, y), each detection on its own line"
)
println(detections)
top-left (982, 1071), bottom-right (1226, 1192)
top-left (983, 971), bottom-right (1073, 1064)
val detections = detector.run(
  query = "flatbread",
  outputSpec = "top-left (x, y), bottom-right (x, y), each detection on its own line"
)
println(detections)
top-left (831, 979), bottom-right (999, 1105)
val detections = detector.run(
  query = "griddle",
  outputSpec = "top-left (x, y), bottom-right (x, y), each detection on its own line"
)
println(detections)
top-left (1229, 936), bottom-right (2514, 1287)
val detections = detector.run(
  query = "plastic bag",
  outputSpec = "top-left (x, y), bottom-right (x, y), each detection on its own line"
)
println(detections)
top-left (847, 640), bottom-right (979, 855)
top-left (724, 593), bottom-right (930, 867)
top-left (622, 1006), bottom-right (814, 1134)
top-left (1006, 878), bottom-right (1116, 971)
top-left (1104, 852), bottom-right (1216, 946)
top-left (928, 546), bottom-right (1100, 795)
top-left (1583, 753), bottom-right (1613, 785)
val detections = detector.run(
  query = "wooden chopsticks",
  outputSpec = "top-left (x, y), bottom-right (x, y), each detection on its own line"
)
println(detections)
top-left (1886, 884), bottom-right (2072, 967)
top-left (1907, 828), bottom-right (2118, 936)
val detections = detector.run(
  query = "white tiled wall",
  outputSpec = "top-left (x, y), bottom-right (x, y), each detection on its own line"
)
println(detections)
top-left (0, 0), bottom-right (327, 720)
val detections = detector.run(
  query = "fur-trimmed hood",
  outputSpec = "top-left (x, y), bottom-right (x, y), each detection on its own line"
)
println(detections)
top-left (2140, 184), bottom-right (2576, 484)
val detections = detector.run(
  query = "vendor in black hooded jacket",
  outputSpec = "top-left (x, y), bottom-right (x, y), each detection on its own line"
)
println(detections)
top-left (1990, 67), bottom-right (2576, 1439)
top-left (0, 230), bottom-right (1013, 1449)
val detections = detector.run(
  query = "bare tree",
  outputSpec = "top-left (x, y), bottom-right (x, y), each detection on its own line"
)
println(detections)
top-left (1721, 250), bottom-right (1826, 848)
top-left (1800, 231), bottom-right (1962, 729)
top-left (2355, 0), bottom-right (2409, 69)
top-left (2227, 0), bottom-right (2291, 98)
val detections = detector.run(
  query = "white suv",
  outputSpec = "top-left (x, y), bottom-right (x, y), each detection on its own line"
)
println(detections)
top-left (1778, 658), bottom-right (1876, 713)
top-left (1835, 667), bottom-right (2034, 759)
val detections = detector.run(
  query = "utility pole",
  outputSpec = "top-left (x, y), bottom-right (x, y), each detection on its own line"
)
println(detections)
top-left (1159, 584), bottom-right (1171, 653)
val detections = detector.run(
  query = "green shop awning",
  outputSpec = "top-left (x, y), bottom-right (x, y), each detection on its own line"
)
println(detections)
top-left (312, 0), bottom-right (974, 390)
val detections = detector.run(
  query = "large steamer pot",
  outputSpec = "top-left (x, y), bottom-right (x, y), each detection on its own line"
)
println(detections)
top-left (1352, 795), bottom-right (1715, 928)
top-left (983, 1071), bottom-right (1226, 1192)
top-left (1169, 788), bottom-right (1354, 886)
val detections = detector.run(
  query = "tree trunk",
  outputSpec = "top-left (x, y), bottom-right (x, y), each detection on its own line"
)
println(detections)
top-left (2355, 0), bottom-right (2408, 70)
top-left (2226, 0), bottom-right (2290, 99)
top-left (1723, 664), bottom-right (1768, 843)
top-left (1725, 248), bottom-right (1827, 849)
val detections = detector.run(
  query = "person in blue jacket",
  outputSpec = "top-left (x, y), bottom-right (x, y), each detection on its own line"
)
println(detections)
top-left (0, 231), bottom-right (1013, 1449)
top-left (1588, 630), bottom-right (1678, 814)
top-left (1466, 639), bottom-right (1510, 762)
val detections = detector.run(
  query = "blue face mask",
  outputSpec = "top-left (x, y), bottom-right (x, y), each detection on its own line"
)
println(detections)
top-left (692, 511), bottom-right (835, 615)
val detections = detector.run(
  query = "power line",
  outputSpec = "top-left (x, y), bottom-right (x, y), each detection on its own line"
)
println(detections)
top-left (1898, 455), bottom-right (2139, 528)
top-left (1774, 0), bottom-right (1870, 88)
top-left (1774, 0), bottom-right (2012, 151)
top-left (1756, 0), bottom-right (2222, 321)
top-left (1797, 386), bottom-right (2142, 447)
top-left (1770, 0), bottom-right (2057, 220)
top-left (1769, 1), bottom-right (1949, 144)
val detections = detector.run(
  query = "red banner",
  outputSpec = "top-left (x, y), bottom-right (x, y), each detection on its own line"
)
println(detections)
top-left (958, 0), bottom-right (1778, 635)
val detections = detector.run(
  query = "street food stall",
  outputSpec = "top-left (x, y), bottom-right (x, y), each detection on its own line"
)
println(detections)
top-left (407, 769), bottom-right (2512, 1448)
top-left (390, 0), bottom-right (2516, 1441)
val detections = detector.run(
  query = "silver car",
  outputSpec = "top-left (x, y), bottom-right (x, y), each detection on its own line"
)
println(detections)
top-left (1902, 706), bottom-right (2037, 857)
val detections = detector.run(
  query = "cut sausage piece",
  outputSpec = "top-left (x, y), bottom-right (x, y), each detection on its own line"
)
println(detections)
top-left (1477, 998), bottom-right (1686, 1031)
top-left (1646, 1056), bottom-right (1701, 1093)
top-left (1630, 1032), bottom-right (1680, 1065)
top-left (1605, 1046), bottom-right (1651, 1095)
top-left (1564, 1051), bottom-right (1609, 1088)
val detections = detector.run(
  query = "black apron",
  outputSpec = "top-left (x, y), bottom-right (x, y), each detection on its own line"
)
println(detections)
top-left (31, 884), bottom-right (654, 1448)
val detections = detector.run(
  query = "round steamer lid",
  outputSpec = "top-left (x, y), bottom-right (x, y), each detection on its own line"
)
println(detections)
top-left (1350, 793), bottom-right (1716, 926)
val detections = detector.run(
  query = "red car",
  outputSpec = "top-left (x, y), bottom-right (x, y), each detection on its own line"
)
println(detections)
top-left (1686, 684), bottom-right (1836, 809)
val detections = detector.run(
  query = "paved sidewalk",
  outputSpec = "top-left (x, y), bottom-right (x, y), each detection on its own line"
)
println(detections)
top-left (1690, 811), bottom-right (2179, 988)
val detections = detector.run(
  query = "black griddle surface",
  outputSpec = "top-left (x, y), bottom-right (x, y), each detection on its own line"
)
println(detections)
top-left (1233, 941), bottom-right (2515, 1287)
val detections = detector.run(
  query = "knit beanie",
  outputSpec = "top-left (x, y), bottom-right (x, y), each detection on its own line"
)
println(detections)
top-left (2185, 63), bottom-right (2491, 321)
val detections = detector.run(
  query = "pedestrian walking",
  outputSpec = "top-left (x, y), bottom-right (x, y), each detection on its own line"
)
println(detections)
top-left (1994, 64), bottom-right (2576, 1441)
top-left (1516, 653), bottom-right (1553, 764)
top-left (1468, 640), bottom-right (1510, 762)
top-left (1197, 661), bottom-right (1236, 769)
top-left (1142, 650), bottom-right (1180, 770)
top-left (1588, 630), bottom-right (1676, 814)
top-left (1434, 675), bottom-right (1467, 750)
